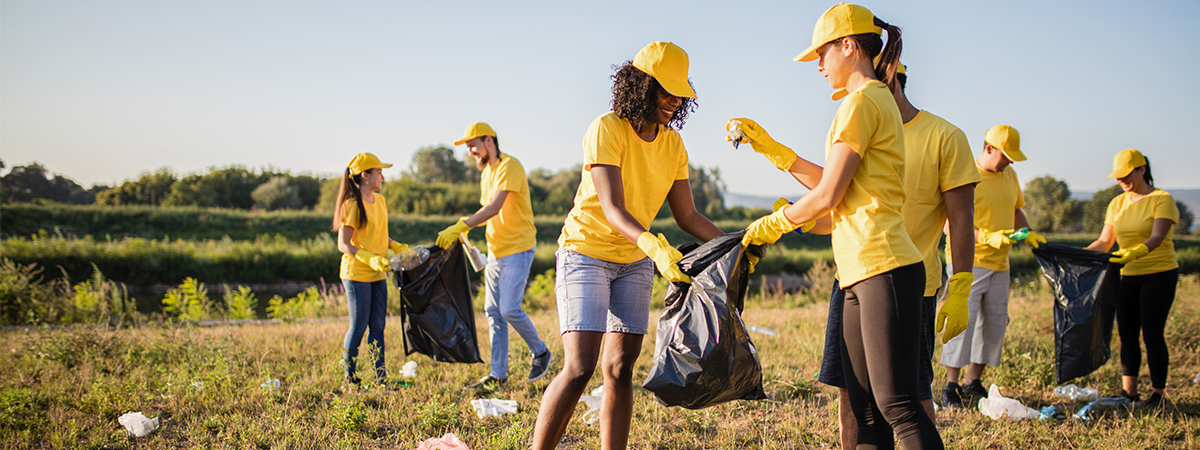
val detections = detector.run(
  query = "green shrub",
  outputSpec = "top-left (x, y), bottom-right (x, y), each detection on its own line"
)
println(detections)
top-left (223, 285), bottom-right (258, 320)
top-left (162, 278), bottom-right (212, 321)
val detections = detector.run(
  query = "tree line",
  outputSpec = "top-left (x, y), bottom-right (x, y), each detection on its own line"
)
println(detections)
top-left (0, 147), bottom-right (758, 221)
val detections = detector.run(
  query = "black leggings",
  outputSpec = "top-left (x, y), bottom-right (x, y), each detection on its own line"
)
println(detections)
top-left (1117, 268), bottom-right (1178, 389)
top-left (841, 263), bottom-right (942, 450)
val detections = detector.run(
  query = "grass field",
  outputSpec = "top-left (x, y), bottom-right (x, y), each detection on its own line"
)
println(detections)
top-left (2, 276), bottom-right (1198, 449)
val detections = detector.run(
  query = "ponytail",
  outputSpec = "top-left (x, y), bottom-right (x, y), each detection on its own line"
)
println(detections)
top-left (1142, 158), bottom-right (1155, 189)
top-left (839, 17), bottom-right (903, 91)
top-left (330, 168), bottom-right (369, 231)
top-left (872, 17), bottom-right (903, 92)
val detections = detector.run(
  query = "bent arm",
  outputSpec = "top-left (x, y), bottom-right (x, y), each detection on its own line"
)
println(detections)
top-left (464, 190), bottom-right (509, 228)
top-left (337, 226), bottom-right (359, 256)
top-left (1014, 208), bottom-right (1031, 230)
top-left (1143, 218), bottom-right (1174, 251)
top-left (1086, 224), bottom-right (1116, 253)
top-left (780, 142), bottom-right (859, 226)
top-left (943, 184), bottom-right (976, 275)
top-left (592, 164), bottom-right (650, 244)
top-left (665, 179), bottom-right (723, 242)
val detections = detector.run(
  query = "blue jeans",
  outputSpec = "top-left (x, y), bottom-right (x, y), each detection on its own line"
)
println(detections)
top-left (343, 279), bottom-right (388, 381)
top-left (485, 247), bottom-right (547, 379)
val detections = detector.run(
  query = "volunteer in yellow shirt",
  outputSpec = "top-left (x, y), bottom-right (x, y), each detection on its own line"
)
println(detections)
top-left (333, 153), bottom-right (409, 386)
top-left (735, 4), bottom-right (942, 448)
top-left (531, 42), bottom-right (724, 450)
top-left (437, 122), bottom-right (551, 391)
top-left (1087, 149), bottom-right (1179, 408)
top-left (939, 124), bottom-right (1045, 407)
top-left (811, 59), bottom-right (980, 447)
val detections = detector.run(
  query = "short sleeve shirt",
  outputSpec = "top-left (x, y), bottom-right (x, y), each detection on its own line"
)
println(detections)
top-left (902, 110), bottom-right (981, 296)
top-left (826, 80), bottom-right (923, 287)
top-left (480, 154), bottom-right (536, 258)
top-left (339, 193), bottom-right (389, 282)
top-left (558, 112), bottom-right (689, 263)
top-left (952, 163), bottom-right (1025, 271)
top-left (1106, 189), bottom-right (1179, 276)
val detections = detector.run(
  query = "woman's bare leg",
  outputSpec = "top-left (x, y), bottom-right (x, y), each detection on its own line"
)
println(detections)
top-left (531, 331), bottom-right (604, 450)
top-left (600, 332), bottom-right (644, 450)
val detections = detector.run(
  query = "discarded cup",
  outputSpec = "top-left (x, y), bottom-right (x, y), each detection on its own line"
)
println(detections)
top-left (261, 379), bottom-right (280, 391)
top-left (469, 398), bottom-right (518, 419)
top-left (746, 325), bottom-right (780, 337)
top-left (461, 234), bottom-right (487, 272)
top-left (118, 412), bottom-right (160, 437)
top-left (402, 361), bottom-right (418, 379)
top-left (392, 245), bottom-right (431, 271)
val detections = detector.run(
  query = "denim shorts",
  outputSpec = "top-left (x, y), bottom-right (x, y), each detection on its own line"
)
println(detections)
top-left (555, 248), bottom-right (655, 335)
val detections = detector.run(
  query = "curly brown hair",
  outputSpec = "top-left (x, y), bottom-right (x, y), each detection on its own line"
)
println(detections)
top-left (610, 62), bottom-right (696, 132)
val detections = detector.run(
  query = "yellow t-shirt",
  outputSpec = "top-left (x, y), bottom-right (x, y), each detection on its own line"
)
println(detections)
top-left (339, 194), bottom-right (390, 282)
top-left (950, 163), bottom-right (1025, 272)
top-left (826, 80), bottom-right (923, 287)
top-left (558, 111), bottom-right (689, 263)
top-left (1105, 189), bottom-right (1179, 276)
top-left (481, 154), bottom-right (537, 258)
top-left (902, 110), bottom-right (981, 296)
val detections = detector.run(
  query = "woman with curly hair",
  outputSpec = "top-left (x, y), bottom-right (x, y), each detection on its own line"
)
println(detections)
top-left (531, 41), bottom-right (724, 450)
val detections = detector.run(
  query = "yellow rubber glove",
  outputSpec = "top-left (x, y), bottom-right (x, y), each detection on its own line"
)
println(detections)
top-left (1024, 231), bottom-right (1046, 249)
top-left (726, 118), bottom-right (798, 171)
top-left (390, 241), bottom-right (410, 255)
top-left (935, 272), bottom-right (974, 343)
top-left (354, 249), bottom-right (391, 272)
top-left (977, 228), bottom-right (1015, 249)
top-left (745, 253), bottom-right (759, 274)
top-left (636, 232), bottom-right (690, 284)
top-left (1110, 243), bottom-right (1149, 264)
top-left (436, 217), bottom-right (472, 249)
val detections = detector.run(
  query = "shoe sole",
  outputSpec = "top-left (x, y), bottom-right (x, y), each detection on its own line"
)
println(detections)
top-left (528, 352), bottom-right (554, 382)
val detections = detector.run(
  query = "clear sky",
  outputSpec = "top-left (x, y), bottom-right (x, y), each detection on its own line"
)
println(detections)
top-left (3, 0), bottom-right (1198, 197)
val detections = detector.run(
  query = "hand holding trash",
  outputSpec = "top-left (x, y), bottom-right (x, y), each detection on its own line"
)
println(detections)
top-left (725, 118), bottom-right (798, 171)
top-left (1024, 230), bottom-right (1047, 249)
top-left (977, 228), bottom-right (1015, 249)
top-left (742, 208), bottom-right (814, 247)
top-left (354, 249), bottom-right (391, 272)
top-left (436, 217), bottom-right (472, 249)
top-left (1110, 243), bottom-right (1149, 264)
top-left (637, 232), bottom-right (690, 283)
top-left (935, 272), bottom-right (974, 343)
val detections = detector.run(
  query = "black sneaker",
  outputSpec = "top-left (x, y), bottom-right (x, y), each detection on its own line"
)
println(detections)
top-left (1142, 392), bottom-right (1163, 408)
top-left (963, 379), bottom-right (989, 399)
top-left (529, 350), bottom-right (554, 382)
top-left (941, 382), bottom-right (964, 409)
top-left (1117, 389), bottom-right (1141, 403)
top-left (466, 375), bottom-right (507, 392)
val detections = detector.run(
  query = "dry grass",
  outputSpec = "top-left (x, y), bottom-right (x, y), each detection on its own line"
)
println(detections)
top-left (2, 276), bottom-right (1198, 449)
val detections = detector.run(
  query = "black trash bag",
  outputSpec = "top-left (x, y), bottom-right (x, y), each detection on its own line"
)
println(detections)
top-left (397, 243), bottom-right (482, 364)
top-left (643, 230), bottom-right (768, 409)
top-left (1032, 243), bottom-right (1120, 384)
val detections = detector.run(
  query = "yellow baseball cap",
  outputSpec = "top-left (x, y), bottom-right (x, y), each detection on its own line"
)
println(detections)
top-left (984, 125), bottom-right (1026, 162)
top-left (795, 3), bottom-right (882, 62)
top-left (831, 57), bottom-right (905, 100)
top-left (1107, 149), bottom-right (1147, 179)
top-left (454, 122), bottom-right (496, 146)
top-left (633, 41), bottom-right (696, 99)
top-left (347, 152), bottom-right (392, 176)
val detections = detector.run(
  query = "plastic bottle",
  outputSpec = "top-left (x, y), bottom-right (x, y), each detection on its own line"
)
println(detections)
top-left (1038, 405), bottom-right (1064, 422)
top-left (1053, 384), bottom-right (1079, 400)
top-left (1007, 227), bottom-right (1030, 241)
top-left (392, 245), bottom-right (430, 271)
top-left (746, 325), bottom-right (780, 337)
top-left (1077, 387), bottom-right (1099, 402)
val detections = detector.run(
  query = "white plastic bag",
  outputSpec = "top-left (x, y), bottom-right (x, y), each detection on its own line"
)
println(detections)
top-left (469, 398), bottom-right (518, 419)
top-left (416, 432), bottom-right (471, 450)
top-left (577, 385), bottom-right (604, 425)
top-left (118, 412), bottom-right (160, 437)
top-left (402, 361), bottom-right (418, 379)
top-left (978, 384), bottom-right (1039, 420)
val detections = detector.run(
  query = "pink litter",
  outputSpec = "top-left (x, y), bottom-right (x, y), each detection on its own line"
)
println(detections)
top-left (416, 432), bottom-right (470, 450)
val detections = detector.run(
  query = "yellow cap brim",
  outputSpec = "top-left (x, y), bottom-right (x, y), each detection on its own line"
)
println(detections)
top-left (1107, 166), bottom-right (1134, 179)
top-left (794, 42), bottom-right (823, 62)
top-left (1001, 148), bottom-right (1027, 163)
top-left (453, 138), bottom-right (470, 146)
top-left (657, 78), bottom-right (696, 99)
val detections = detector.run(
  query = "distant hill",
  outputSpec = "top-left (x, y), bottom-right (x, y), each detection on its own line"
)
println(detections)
top-left (725, 192), bottom-right (807, 210)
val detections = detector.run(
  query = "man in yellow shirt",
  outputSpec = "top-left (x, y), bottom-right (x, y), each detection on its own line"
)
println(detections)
top-left (437, 122), bottom-right (551, 390)
top-left (939, 124), bottom-right (1045, 408)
